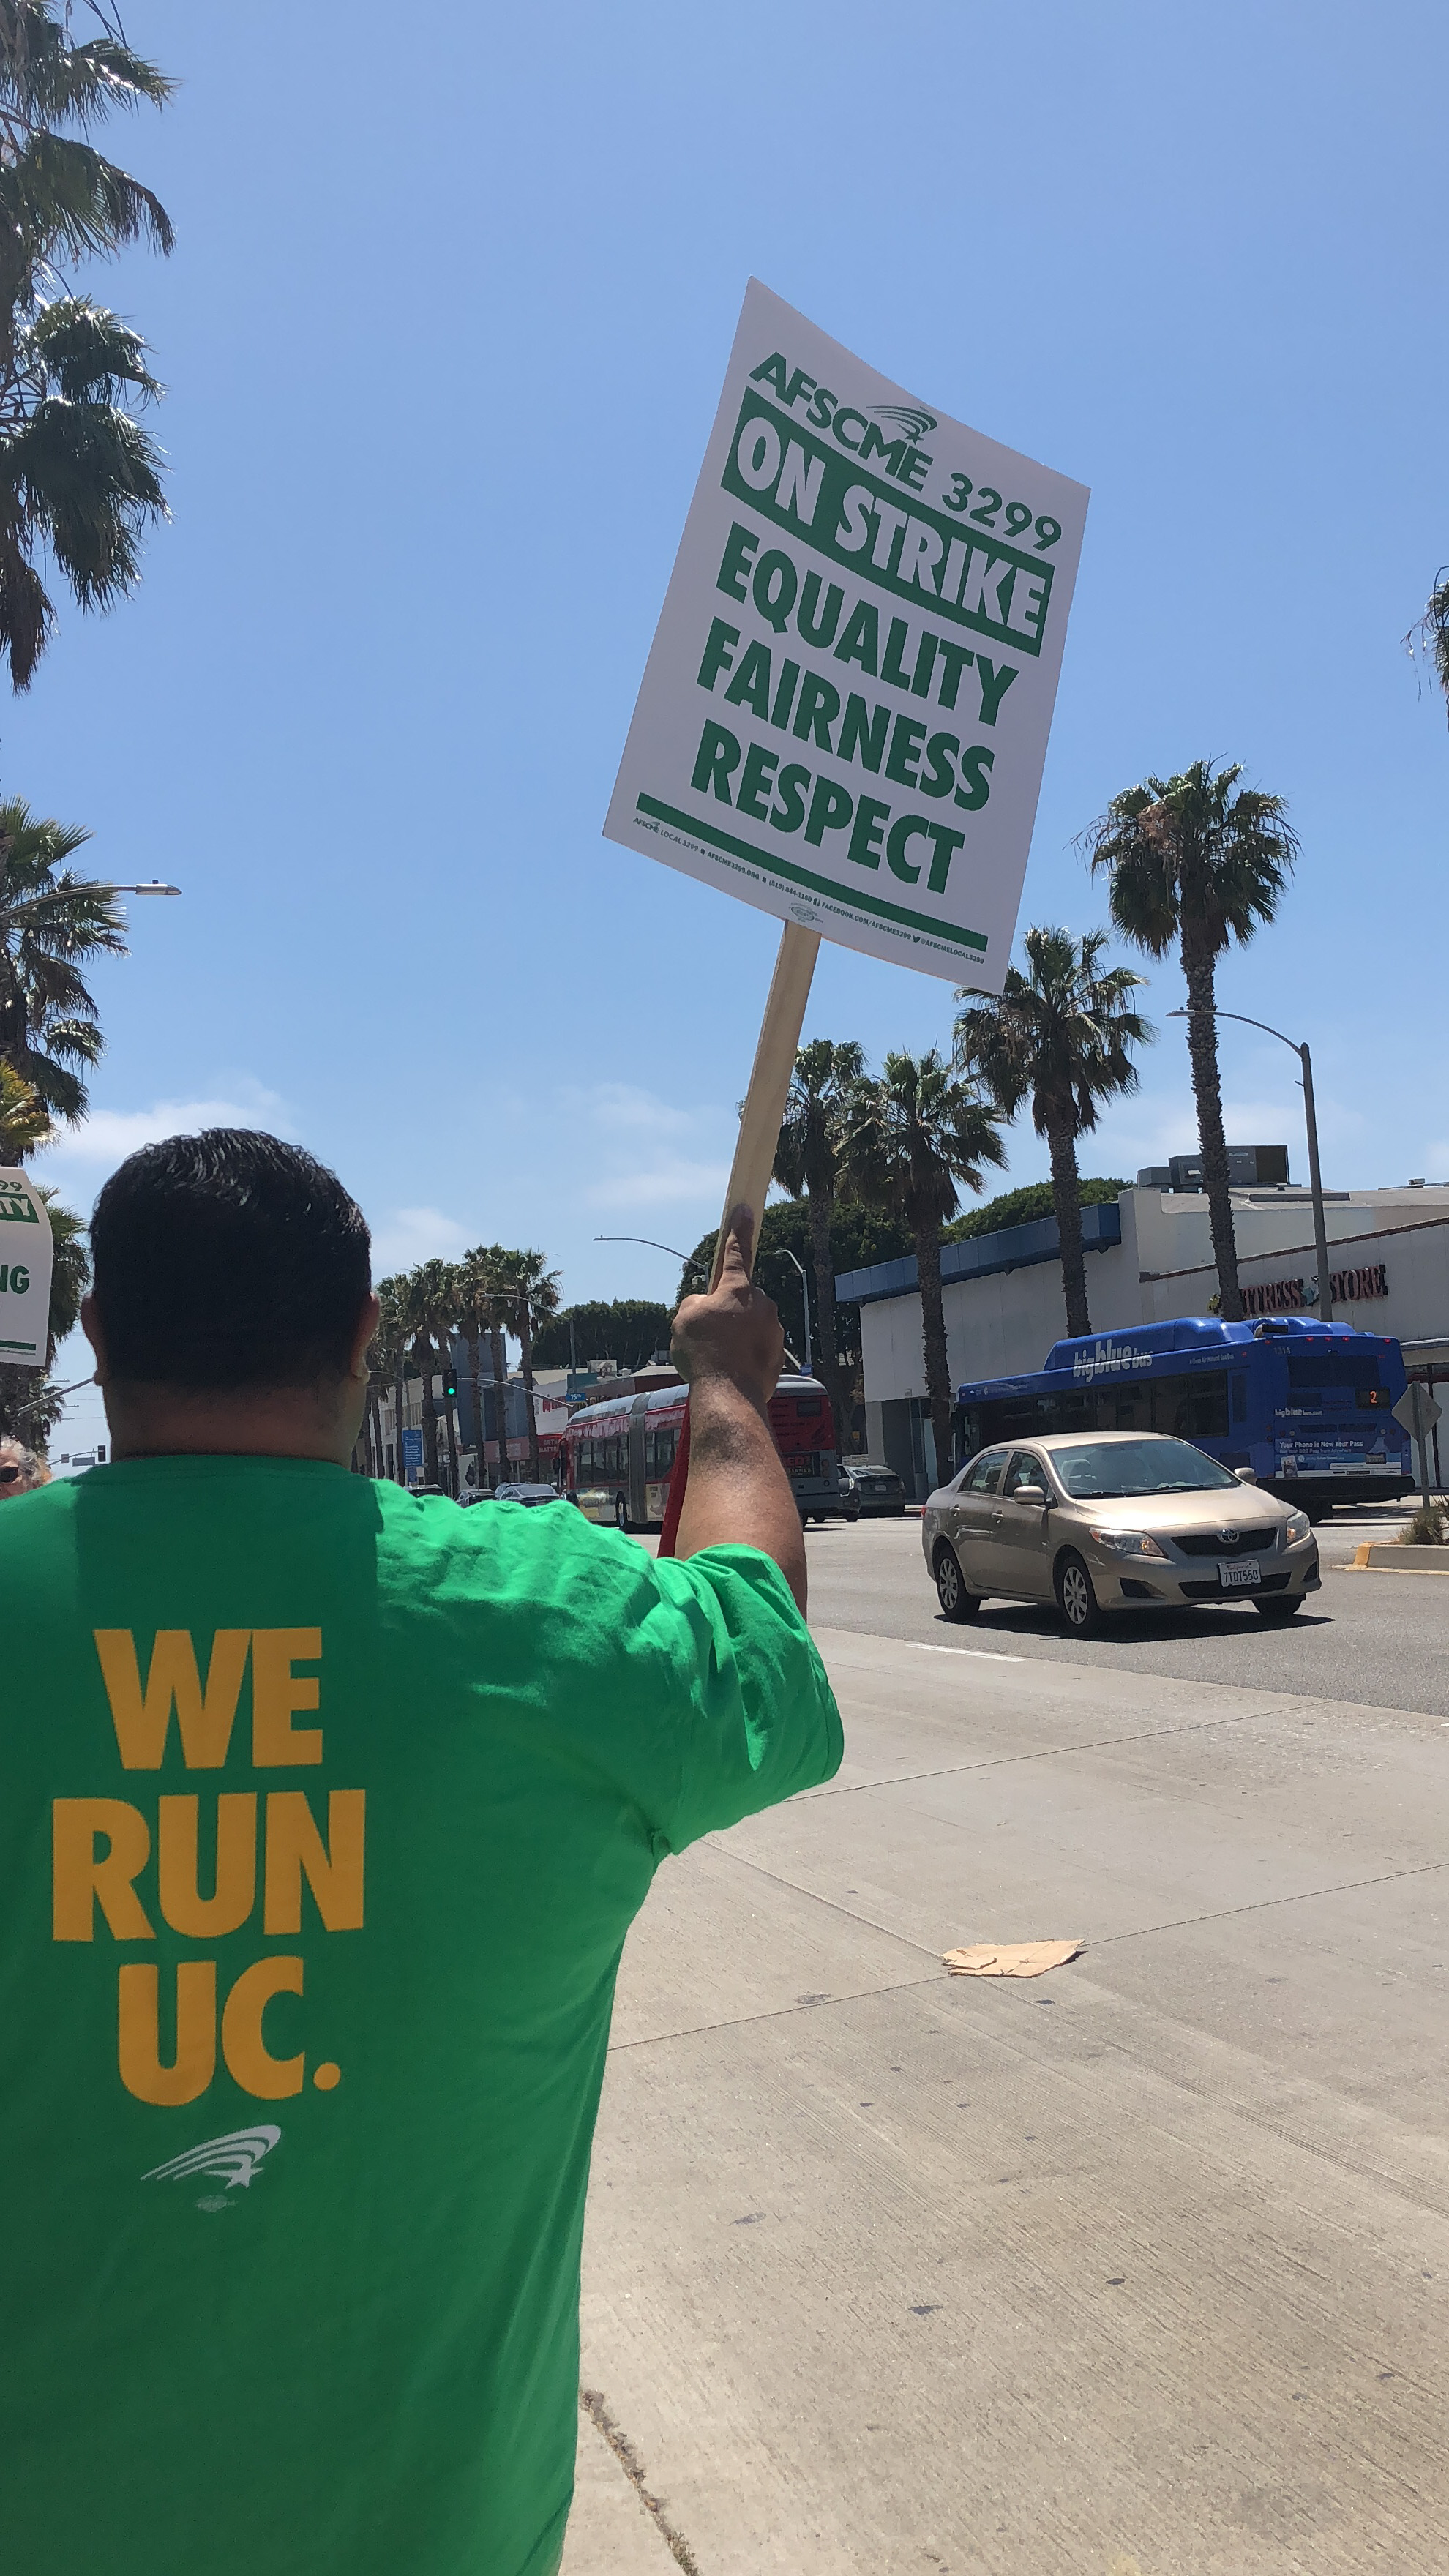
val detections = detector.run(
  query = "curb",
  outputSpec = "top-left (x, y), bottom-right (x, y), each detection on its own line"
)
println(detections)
top-left (1343, 1540), bottom-right (1449, 1574)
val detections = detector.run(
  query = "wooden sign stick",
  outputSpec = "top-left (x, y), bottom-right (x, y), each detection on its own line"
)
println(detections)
top-left (657, 920), bottom-right (820, 1556)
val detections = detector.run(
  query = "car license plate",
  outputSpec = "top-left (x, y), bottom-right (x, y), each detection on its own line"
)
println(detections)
top-left (1221, 1558), bottom-right (1260, 1590)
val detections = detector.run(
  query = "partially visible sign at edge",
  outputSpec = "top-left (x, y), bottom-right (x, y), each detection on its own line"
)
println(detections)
top-left (0, 1167), bottom-right (53, 1368)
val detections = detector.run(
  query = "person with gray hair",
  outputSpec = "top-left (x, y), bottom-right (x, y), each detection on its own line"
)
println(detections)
top-left (0, 1437), bottom-right (47, 1495)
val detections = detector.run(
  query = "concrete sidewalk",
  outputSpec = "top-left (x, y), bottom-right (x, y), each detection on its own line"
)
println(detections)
top-left (566, 1626), bottom-right (1449, 2572)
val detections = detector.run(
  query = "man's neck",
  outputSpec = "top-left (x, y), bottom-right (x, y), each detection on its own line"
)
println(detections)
top-left (102, 1385), bottom-right (359, 1466)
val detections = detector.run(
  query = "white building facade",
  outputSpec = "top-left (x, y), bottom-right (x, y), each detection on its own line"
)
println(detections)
top-left (841, 1183), bottom-right (1449, 1495)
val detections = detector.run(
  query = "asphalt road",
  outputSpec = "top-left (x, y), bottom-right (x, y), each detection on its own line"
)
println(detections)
top-left (798, 1503), bottom-right (1449, 1717)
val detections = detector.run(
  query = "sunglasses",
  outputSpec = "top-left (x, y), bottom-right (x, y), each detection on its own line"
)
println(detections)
top-left (0, 1465), bottom-right (20, 1484)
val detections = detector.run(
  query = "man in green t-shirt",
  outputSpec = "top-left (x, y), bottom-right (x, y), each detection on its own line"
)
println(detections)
top-left (0, 1129), bottom-right (841, 2576)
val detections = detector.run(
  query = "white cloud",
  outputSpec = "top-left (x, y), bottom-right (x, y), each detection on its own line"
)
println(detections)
top-left (370, 1205), bottom-right (471, 1272)
top-left (558, 1080), bottom-right (700, 1140)
top-left (555, 1079), bottom-right (736, 1222)
top-left (587, 1155), bottom-right (733, 1211)
top-left (38, 1081), bottom-right (294, 1175)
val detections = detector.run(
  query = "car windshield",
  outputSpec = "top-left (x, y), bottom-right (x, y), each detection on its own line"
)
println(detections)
top-left (1046, 1437), bottom-right (1240, 1499)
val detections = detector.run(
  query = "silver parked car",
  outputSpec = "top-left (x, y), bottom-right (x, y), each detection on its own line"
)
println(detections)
top-left (923, 1431), bottom-right (1320, 1636)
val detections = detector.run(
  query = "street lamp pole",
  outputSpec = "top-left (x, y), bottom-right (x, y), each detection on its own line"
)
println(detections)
top-left (1168, 1008), bottom-right (1333, 1325)
top-left (592, 1234), bottom-right (708, 1279)
top-left (778, 1246), bottom-right (813, 1374)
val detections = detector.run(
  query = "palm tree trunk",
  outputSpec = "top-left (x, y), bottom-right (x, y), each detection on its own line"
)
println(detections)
top-left (415, 1335), bottom-right (441, 1485)
top-left (392, 1366), bottom-right (406, 1481)
top-left (807, 1186), bottom-right (845, 1450)
top-left (463, 1324), bottom-right (484, 1490)
top-left (916, 1224), bottom-right (953, 1492)
top-left (489, 1321), bottom-right (508, 1486)
top-left (1046, 1113), bottom-right (1090, 1337)
top-left (1181, 931), bottom-right (1243, 1320)
top-left (519, 1306), bottom-right (541, 1480)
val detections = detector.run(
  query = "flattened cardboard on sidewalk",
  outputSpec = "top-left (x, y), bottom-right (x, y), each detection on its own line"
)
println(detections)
top-left (943, 1939), bottom-right (1083, 1978)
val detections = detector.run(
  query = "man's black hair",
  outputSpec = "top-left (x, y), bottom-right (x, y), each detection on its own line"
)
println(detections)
top-left (90, 1130), bottom-right (372, 1389)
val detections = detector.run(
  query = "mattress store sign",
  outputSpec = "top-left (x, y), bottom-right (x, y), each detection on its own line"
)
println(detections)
top-left (1242, 1263), bottom-right (1388, 1318)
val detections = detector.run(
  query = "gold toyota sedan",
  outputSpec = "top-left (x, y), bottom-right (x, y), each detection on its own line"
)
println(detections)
top-left (922, 1431), bottom-right (1320, 1636)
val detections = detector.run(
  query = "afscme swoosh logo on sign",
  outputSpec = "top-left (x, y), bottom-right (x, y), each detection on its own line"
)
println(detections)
top-left (143, 2124), bottom-right (282, 2192)
top-left (866, 402), bottom-right (937, 443)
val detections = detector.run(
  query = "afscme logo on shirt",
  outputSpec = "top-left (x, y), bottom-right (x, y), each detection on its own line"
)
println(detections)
top-left (143, 2123), bottom-right (282, 2208)
top-left (52, 1628), bottom-right (359, 2110)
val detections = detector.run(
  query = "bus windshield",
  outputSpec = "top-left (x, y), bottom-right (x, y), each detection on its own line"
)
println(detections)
top-left (1047, 1437), bottom-right (1241, 1499)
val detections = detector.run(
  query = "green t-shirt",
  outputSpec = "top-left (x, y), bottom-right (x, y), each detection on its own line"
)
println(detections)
top-left (0, 1456), bottom-right (841, 2576)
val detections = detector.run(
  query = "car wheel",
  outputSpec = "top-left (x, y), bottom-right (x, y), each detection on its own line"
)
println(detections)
top-left (1254, 1595), bottom-right (1304, 1621)
top-left (934, 1543), bottom-right (980, 1622)
top-left (1055, 1551), bottom-right (1103, 1637)
top-left (614, 1494), bottom-right (629, 1532)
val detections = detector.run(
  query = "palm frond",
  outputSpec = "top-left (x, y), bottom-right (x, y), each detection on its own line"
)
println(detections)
top-left (0, 1055), bottom-right (48, 1158)
top-left (0, 521), bottom-right (51, 683)
top-left (1404, 569), bottom-right (1449, 722)
top-left (773, 1036), bottom-right (866, 1202)
top-left (27, 296), bottom-right (162, 402)
top-left (1082, 758), bottom-right (1296, 968)
top-left (956, 924), bottom-right (1153, 1144)
top-left (1, 129), bottom-right (173, 262)
top-left (841, 1047), bottom-right (1008, 1237)
top-left (0, 8), bottom-right (173, 126)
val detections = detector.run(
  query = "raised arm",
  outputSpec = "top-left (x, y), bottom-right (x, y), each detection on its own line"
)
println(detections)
top-left (669, 1208), bottom-right (807, 1615)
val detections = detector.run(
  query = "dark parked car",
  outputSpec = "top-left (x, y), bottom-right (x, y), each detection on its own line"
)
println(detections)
top-left (489, 1482), bottom-right (565, 1508)
top-left (839, 1459), bottom-right (907, 1516)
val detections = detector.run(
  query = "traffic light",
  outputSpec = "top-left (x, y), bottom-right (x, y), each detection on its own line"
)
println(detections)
top-left (443, 1369), bottom-right (457, 1400)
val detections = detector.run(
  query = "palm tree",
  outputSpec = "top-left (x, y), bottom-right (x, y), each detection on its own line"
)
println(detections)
top-left (773, 1037), bottom-right (864, 1447)
top-left (0, 798), bottom-right (126, 1117)
top-left (954, 927), bottom-right (1153, 1338)
top-left (461, 1243), bottom-right (517, 1489)
top-left (371, 1274), bottom-right (411, 1482)
top-left (1086, 760), bottom-right (1298, 1323)
top-left (432, 1262), bottom-right (465, 1491)
top-left (841, 1049), bottom-right (1006, 1487)
top-left (1405, 569), bottom-right (1449, 724)
top-left (397, 1265), bottom-right (443, 1488)
top-left (402, 1259), bottom-right (467, 1493)
top-left (455, 1248), bottom-right (495, 1492)
top-left (0, 3), bottom-right (175, 686)
top-left (0, 1056), bottom-right (49, 1160)
top-left (490, 1248), bottom-right (561, 1481)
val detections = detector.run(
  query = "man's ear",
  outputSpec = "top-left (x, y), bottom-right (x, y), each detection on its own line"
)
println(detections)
top-left (348, 1292), bottom-right (381, 1382)
top-left (80, 1293), bottom-right (107, 1382)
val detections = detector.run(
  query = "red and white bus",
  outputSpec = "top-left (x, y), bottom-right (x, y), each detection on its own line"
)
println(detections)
top-left (565, 1373), bottom-right (856, 1531)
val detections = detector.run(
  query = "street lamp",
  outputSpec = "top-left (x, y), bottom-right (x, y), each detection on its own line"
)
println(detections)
top-left (109, 880), bottom-right (181, 896)
top-left (1167, 1008), bottom-right (1333, 1325)
top-left (777, 1245), bottom-right (813, 1374)
top-left (593, 1234), bottom-right (708, 1280)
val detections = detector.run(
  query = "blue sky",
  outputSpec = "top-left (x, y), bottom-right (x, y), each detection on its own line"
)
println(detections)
top-left (16, 0), bottom-right (1448, 1448)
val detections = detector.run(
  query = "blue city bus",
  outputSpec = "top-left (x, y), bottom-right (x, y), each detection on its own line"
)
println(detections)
top-left (954, 1315), bottom-right (1413, 1517)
